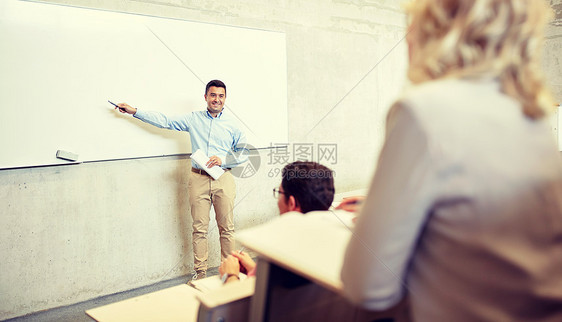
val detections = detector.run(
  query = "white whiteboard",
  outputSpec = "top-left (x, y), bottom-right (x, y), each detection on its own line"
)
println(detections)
top-left (0, 0), bottom-right (287, 169)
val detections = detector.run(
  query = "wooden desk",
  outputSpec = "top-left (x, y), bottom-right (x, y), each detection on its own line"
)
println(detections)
top-left (85, 284), bottom-right (200, 322)
top-left (236, 211), bottom-right (407, 322)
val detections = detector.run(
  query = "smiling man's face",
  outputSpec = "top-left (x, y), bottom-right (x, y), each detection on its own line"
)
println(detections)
top-left (205, 86), bottom-right (226, 116)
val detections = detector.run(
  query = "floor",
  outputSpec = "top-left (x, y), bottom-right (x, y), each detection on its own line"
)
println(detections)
top-left (5, 267), bottom-right (219, 322)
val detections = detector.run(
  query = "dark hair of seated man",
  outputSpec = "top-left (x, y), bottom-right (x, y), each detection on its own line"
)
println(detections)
top-left (280, 161), bottom-right (335, 213)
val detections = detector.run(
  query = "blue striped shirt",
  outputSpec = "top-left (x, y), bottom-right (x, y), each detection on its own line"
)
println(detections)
top-left (134, 109), bottom-right (248, 169)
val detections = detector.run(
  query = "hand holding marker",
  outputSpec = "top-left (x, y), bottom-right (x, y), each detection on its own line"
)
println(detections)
top-left (109, 100), bottom-right (137, 114)
top-left (108, 100), bottom-right (126, 113)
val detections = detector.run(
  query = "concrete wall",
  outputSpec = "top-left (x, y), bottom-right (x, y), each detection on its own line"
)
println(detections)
top-left (546, 0), bottom-right (562, 103)
top-left (0, 0), bottom-right (406, 319)
top-left (1, 0), bottom-right (560, 320)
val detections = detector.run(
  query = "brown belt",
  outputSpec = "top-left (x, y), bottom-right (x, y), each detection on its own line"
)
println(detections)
top-left (191, 167), bottom-right (230, 176)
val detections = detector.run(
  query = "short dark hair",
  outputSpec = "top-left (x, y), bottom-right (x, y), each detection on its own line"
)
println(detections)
top-left (205, 79), bottom-right (227, 96)
top-left (281, 161), bottom-right (335, 213)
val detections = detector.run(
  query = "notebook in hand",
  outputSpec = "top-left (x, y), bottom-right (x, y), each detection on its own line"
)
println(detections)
top-left (190, 149), bottom-right (225, 180)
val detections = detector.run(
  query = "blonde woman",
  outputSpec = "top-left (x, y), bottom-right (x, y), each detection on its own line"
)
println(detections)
top-left (341, 0), bottom-right (562, 320)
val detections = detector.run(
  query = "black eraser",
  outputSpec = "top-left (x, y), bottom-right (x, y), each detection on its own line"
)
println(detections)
top-left (56, 150), bottom-right (79, 162)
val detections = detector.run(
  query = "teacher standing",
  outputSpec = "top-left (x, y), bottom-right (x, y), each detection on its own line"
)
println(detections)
top-left (116, 80), bottom-right (247, 281)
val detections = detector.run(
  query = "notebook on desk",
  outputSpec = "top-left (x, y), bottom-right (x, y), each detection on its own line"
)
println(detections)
top-left (189, 273), bottom-right (248, 293)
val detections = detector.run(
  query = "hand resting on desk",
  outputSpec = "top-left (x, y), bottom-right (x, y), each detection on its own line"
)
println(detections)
top-left (335, 196), bottom-right (365, 213)
top-left (219, 251), bottom-right (256, 284)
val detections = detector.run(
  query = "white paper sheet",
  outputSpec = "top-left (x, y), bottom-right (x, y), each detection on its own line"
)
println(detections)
top-left (190, 149), bottom-right (225, 180)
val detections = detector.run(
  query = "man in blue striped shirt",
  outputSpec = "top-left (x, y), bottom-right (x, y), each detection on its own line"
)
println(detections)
top-left (116, 80), bottom-right (247, 281)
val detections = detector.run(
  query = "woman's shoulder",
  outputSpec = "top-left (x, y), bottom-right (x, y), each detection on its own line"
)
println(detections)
top-left (401, 77), bottom-right (498, 102)
top-left (395, 77), bottom-right (509, 117)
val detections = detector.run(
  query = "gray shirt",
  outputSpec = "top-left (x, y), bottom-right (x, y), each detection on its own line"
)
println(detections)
top-left (341, 78), bottom-right (562, 321)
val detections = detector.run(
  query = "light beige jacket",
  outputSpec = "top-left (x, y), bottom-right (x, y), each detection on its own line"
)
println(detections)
top-left (342, 78), bottom-right (562, 321)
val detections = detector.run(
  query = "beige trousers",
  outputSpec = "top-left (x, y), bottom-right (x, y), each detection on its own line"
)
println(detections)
top-left (188, 170), bottom-right (236, 272)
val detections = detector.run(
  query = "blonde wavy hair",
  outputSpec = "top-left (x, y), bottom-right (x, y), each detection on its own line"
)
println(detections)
top-left (405, 0), bottom-right (554, 119)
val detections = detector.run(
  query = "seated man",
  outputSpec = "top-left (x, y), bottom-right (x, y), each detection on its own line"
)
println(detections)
top-left (219, 161), bottom-right (335, 283)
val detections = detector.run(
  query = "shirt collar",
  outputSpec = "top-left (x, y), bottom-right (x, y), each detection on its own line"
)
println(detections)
top-left (205, 109), bottom-right (223, 119)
